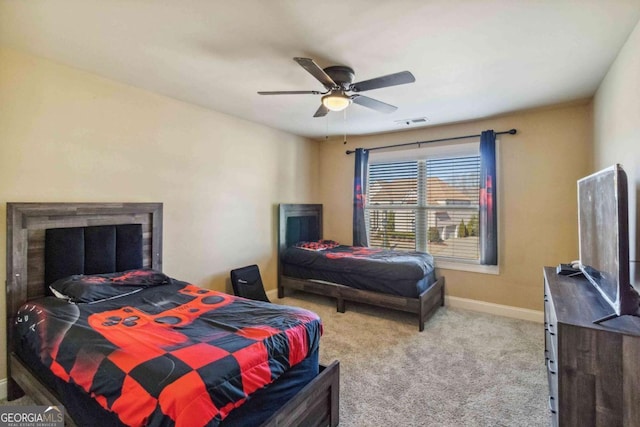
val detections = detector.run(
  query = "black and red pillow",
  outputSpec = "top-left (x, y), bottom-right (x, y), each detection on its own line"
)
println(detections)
top-left (50, 268), bottom-right (171, 303)
top-left (294, 240), bottom-right (340, 251)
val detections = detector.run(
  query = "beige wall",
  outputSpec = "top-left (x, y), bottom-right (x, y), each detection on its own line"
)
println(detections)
top-left (593, 18), bottom-right (640, 286)
top-left (319, 104), bottom-right (592, 311)
top-left (0, 47), bottom-right (319, 379)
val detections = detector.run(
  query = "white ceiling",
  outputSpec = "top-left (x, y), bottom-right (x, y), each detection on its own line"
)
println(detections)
top-left (1, 0), bottom-right (639, 140)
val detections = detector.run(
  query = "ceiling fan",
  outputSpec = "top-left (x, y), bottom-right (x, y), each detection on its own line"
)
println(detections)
top-left (258, 57), bottom-right (415, 117)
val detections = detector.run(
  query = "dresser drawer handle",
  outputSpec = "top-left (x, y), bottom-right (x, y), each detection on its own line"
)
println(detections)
top-left (547, 359), bottom-right (557, 375)
top-left (548, 396), bottom-right (557, 414)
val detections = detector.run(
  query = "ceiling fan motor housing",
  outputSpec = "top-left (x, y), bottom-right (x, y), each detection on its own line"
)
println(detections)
top-left (323, 65), bottom-right (355, 90)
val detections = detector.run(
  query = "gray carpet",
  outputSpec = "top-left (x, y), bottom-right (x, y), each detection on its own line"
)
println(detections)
top-left (1, 293), bottom-right (549, 426)
top-left (280, 292), bottom-right (549, 427)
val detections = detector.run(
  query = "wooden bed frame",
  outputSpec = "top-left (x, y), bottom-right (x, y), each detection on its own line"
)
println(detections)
top-left (278, 204), bottom-right (445, 332)
top-left (6, 202), bottom-right (339, 427)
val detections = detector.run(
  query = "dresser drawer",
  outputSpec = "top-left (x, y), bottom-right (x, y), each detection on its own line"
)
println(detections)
top-left (549, 396), bottom-right (559, 427)
top-left (545, 322), bottom-right (557, 359)
top-left (546, 355), bottom-right (558, 399)
top-left (544, 286), bottom-right (558, 359)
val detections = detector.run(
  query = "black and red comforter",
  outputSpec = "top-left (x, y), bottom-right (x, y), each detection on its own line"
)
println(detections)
top-left (15, 270), bottom-right (322, 427)
top-left (281, 245), bottom-right (436, 297)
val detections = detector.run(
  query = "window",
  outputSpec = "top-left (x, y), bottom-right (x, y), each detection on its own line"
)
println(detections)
top-left (366, 143), bottom-right (483, 264)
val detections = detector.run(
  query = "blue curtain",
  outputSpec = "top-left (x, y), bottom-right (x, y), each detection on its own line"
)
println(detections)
top-left (353, 148), bottom-right (369, 247)
top-left (480, 130), bottom-right (498, 265)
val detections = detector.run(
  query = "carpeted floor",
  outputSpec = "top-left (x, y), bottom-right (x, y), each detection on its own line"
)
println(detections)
top-left (279, 292), bottom-right (549, 427)
top-left (1, 292), bottom-right (549, 426)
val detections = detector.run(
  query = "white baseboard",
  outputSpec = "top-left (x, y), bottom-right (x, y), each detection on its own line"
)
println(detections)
top-left (446, 295), bottom-right (544, 323)
top-left (0, 378), bottom-right (7, 400)
top-left (266, 289), bottom-right (279, 301)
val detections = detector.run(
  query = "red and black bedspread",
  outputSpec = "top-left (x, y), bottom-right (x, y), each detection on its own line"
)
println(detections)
top-left (281, 244), bottom-right (437, 298)
top-left (15, 270), bottom-right (322, 427)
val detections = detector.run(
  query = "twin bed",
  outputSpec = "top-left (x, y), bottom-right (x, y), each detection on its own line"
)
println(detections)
top-left (6, 203), bottom-right (339, 427)
top-left (6, 202), bottom-right (443, 426)
top-left (278, 204), bottom-right (445, 332)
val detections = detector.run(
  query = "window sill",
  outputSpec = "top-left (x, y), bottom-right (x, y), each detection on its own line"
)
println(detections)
top-left (434, 259), bottom-right (499, 275)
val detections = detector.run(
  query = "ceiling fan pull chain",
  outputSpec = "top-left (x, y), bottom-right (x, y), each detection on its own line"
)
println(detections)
top-left (325, 113), bottom-right (329, 140)
top-left (343, 109), bottom-right (348, 144)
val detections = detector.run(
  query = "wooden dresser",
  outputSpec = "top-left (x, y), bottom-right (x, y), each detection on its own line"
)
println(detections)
top-left (543, 267), bottom-right (640, 426)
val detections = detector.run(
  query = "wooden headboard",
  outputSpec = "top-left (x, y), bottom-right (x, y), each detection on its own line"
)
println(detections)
top-left (6, 203), bottom-right (163, 319)
top-left (278, 204), bottom-right (323, 255)
top-left (277, 204), bottom-right (322, 293)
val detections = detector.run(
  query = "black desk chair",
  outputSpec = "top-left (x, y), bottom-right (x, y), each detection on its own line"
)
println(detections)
top-left (229, 264), bottom-right (270, 302)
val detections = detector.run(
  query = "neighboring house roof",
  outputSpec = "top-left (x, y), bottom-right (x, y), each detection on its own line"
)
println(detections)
top-left (369, 176), bottom-right (476, 206)
top-left (369, 177), bottom-right (417, 205)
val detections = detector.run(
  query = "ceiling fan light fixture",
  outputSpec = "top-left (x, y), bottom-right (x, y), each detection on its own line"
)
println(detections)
top-left (321, 92), bottom-right (351, 111)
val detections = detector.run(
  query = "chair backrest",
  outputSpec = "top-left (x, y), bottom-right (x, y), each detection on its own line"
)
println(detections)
top-left (229, 264), bottom-right (270, 302)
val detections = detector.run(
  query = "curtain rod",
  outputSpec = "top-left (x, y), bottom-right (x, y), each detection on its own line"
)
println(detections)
top-left (345, 128), bottom-right (517, 155)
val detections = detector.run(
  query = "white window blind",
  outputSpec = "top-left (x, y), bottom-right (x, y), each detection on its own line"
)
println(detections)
top-left (366, 155), bottom-right (481, 262)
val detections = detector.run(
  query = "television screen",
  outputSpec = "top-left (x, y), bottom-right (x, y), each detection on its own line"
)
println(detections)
top-left (578, 164), bottom-right (631, 316)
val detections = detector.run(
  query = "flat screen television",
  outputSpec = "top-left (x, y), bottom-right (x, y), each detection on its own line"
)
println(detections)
top-left (578, 164), bottom-right (638, 320)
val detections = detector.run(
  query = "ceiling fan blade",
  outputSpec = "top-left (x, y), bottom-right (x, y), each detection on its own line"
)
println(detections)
top-left (294, 57), bottom-right (337, 89)
top-left (351, 95), bottom-right (397, 113)
top-left (258, 90), bottom-right (322, 95)
top-left (313, 104), bottom-right (329, 117)
top-left (351, 71), bottom-right (415, 92)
